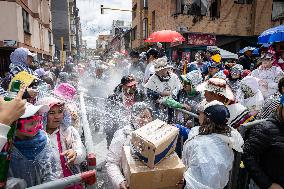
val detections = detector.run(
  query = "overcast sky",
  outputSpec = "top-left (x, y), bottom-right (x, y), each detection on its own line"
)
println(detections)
top-left (77, 0), bottom-right (132, 48)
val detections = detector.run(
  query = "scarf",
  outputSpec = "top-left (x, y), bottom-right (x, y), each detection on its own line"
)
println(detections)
top-left (14, 130), bottom-right (47, 160)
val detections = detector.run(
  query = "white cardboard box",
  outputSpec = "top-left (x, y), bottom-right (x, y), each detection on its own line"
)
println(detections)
top-left (131, 119), bottom-right (179, 168)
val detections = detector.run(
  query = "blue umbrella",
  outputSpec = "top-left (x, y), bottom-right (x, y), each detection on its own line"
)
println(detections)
top-left (252, 48), bottom-right (260, 56)
top-left (258, 25), bottom-right (284, 44)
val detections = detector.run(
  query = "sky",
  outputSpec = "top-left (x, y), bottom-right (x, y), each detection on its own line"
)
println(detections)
top-left (77, 0), bottom-right (132, 48)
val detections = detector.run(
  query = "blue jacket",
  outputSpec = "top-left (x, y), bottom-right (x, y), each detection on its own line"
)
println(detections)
top-left (9, 131), bottom-right (59, 187)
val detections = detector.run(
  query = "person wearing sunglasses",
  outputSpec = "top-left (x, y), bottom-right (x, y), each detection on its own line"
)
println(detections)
top-left (251, 52), bottom-right (284, 99)
top-left (8, 103), bottom-right (59, 187)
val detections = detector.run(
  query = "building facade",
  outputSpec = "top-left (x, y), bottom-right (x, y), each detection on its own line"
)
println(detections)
top-left (132, 0), bottom-right (284, 59)
top-left (0, 0), bottom-right (54, 75)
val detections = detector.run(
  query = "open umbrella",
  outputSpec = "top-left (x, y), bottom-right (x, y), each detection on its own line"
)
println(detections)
top-left (145, 30), bottom-right (185, 43)
top-left (258, 25), bottom-right (284, 44)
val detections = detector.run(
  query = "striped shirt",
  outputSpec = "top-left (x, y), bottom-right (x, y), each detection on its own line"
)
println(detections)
top-left (10, 65), bottom-right (36, 78)
top-left (260, 92), bottom-right (281, 119)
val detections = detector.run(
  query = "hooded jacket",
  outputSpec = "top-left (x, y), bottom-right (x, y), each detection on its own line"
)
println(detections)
top-left (182, 126), bottom-right (244, 189)
top-left (8, 130), bottom-right (59, 187)
top-left (106, 125), bottom-right (134, 189)
top-left (43, 112), bottom-right (86, 178)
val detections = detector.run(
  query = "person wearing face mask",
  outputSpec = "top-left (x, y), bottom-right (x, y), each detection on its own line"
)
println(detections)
top-left (106, 76), bottom-right (146, 148)
top-left (251, 52), bottom-right (284, 99)
top-left (237, 76), bottom-right (264, 112)
top-left (227, 64), bottom-right (243, 95)
top-left (145, 57), bottom-right (182, 123)
top-left (38, 97), bottom-right (86, 189)
top-left (8, 103), bottom-right (59, 187)
top-left (106, 102), bottom-right (154, 189)
top-left (108, 75), bottom-right (145, 110)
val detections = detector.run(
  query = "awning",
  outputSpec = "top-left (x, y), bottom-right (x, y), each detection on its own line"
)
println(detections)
top-left (207, 46), bottom-right (238, 59)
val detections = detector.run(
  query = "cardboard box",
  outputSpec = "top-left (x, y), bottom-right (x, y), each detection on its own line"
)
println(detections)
top-left (122, 146), bottom-right (185, 189)
top-left (131, 119), bottom-right (179, 168)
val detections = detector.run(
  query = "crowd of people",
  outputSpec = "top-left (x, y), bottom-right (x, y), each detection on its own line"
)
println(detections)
top-left (0, 43), bottom-right (284, 189)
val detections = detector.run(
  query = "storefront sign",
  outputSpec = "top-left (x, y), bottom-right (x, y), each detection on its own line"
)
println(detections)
top-left (188, 34), bottom-right (216, 46)
top-left (3, 40), bottom-right (17, 47)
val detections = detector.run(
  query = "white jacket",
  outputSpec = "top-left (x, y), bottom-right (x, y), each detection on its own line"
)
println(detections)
top-left (0, 123), bottom-right (10, 151)
top-left (144, 61), bottom-right (155, 83)
top-left (48, 126), bottom-right (86, 178)
top-left (145, 72), bottom-right (182, 97)
top-left (106, 125), bottom-right (134, 189)
top-left (182, 126), bottom-right (244, 189)
top-left (251, 66), bottom-right (284, 99)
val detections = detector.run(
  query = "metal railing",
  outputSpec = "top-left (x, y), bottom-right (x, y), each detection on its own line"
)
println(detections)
top-left (27, 170), bottom-right (96, 189)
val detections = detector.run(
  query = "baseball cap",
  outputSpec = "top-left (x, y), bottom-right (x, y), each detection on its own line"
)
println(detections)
top-left (20, 103), bottom-right (49, 118)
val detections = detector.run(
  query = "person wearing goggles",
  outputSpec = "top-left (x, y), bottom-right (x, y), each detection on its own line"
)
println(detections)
top-left (9, 103), bottom-right (59, 187)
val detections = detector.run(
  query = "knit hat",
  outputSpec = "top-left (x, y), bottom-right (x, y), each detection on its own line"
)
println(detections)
top-left (213, 71), bottom-right (227, 79)
top-left (204, 100), bottom-right (230, 125)
top-left (53, 83), bottom-right (76, 101)
top-left (231, 64), bottom-right (243, 75)
top-left (196, 78), bottom-right (235, 101)
top-left (154, 57), bottom-right (172, 72)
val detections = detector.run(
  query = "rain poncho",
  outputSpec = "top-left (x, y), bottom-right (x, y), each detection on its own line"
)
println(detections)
top-left (0, 123), bottom-right (10, 151)
top-left (182, 126), bottom-right (244, 189)
top-left (238, 76), bottom-right (264, 112)
top-left (106, 125), bottom-right (134, 189)
top-left (251, 66), bottom-right (284, 99)
top-left (8, 130), bottom-right (59, 187)
top-left (143, 60), bottom-right (156, 83)
top-left (43, 111), bottom-right (86, 178)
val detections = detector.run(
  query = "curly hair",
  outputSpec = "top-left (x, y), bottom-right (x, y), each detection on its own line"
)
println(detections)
top-left (199, 116), bottom-right (231, 136)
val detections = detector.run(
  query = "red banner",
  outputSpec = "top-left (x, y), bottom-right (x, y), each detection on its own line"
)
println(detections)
top-left (188, 34), bottom-right (216, 46)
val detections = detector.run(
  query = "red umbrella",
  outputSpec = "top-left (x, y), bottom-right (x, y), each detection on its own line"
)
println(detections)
top-left (145, 30), bottom-right (185, 43)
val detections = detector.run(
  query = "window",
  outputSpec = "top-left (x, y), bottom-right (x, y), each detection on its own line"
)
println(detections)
top-left (143, 18), bottom-right (148, 39)
top-left (176, 0), bottom-right (182, 14)
top-left (143, 0), bottom-right (148, 9)
top-left (22, 9), bottom-right (30, 33)
top-left (152, 11), bottom-right (156, 31)
top-left (272, 0), bottom-right (284, 20)
top-left (48, 31), bottom-right (52, 45)
top-left (187, 0), bottom-right (208, 16)
top-left (210, 0), bottom-right (221, 19)
top-left (132, 26), bottom-right (137, 41)
top-left (132, 4), bottom-right (137, 19)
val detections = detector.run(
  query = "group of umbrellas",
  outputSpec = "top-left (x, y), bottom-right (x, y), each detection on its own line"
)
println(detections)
top-left (144, 25), bottom-right (284, 46)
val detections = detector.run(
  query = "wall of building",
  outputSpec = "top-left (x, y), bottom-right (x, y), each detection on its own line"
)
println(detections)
top-left (132, 0), bottom-right (279, 49)
top-left (0, 2), bottom-right (19, 42)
